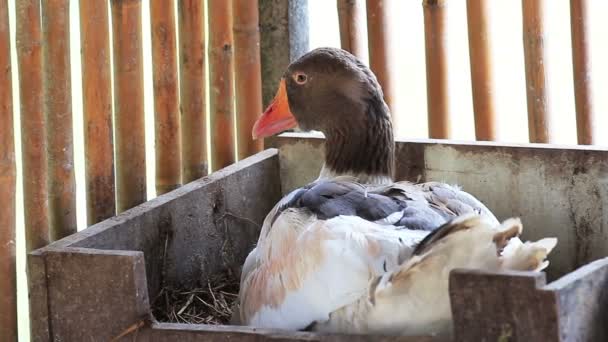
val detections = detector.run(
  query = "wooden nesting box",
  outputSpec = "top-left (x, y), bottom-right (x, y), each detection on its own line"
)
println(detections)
top-left (28, 134), bottom-right (608, 341)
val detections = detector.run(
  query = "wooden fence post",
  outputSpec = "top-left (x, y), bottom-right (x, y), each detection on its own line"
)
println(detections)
top-left (423, 0), bottom-right (450, 139)
top-left (0, 0), bottom-right (17, 338)
top-left (337, 0), bottom-right (366, 59)
top-left (467, 0), bottom-right (496, 141)
top-left (522, 0), bottom-right (552, 143)
top-left (111, 0), bottom-right (147, 212)
top-left (42, 0), bottom-right (77, 240)
top-left (178, 0), bottom-right (207, 183)
top-left (208, 0), bottom-right (236, 171)
top-left (570, 0), bottom-right (594, 145)
top-left (80, 0), bottom-right (116, 224)
top-left (151, 0), bottom-right (181, 194)
top-left (16, 0), bottom-right (50, 251)
top-left (233, 0), bottom-right (264, 160)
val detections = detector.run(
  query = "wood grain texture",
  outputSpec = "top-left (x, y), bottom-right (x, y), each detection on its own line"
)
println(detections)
top-left (522, 0), bottom-right (552, 143)
top-left (16, 0), bottom-right (50, 251)
top-left (570, 0), bottom-right (595, 145)
top-left (208, 0), bottom-right (236, 170)
top-left (151, 0), bottom-right (181, 194)
top-left (466, 0), bottom-right (496, 141)
top-left (233, 0), bottom-right (264, 160)
top-left (423, 0), bottom-right (450, 139)
top-left (178, 0), bottom-right (207, 183)
top-left (0, 0), bottom-right (17, 338)
top-left (42, 0), bottom-right (77, 240)
top-left (80, 0), bottom-right (116, 224)
top-left (111, 0), bottom-right (147, 212)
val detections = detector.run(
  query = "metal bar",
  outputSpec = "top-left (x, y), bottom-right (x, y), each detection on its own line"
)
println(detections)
top-left (466, 0), bottom-right (496, 141)
top-left (208, 0), bottom-right (236, 170)
top-left (16, 0), bottom-right (50, 251)
top-left (178, 0), bottom-right (207, 183)
top-left (522, 0), bottom-right (552, 143)
top-left (233, 0), bottom-right (263, 160)
top-left (0, 0), bottom-right (17, 338)
top-left (570, 0), bottom-right (594, 145)
top-left (42, 0), bottom-right (77, 240)
top-left (423, 0), bottom-right (450, 139)
top-left (366, 0), bottom-right (395, 114)
top-left (80, 0), bottom-right (116, 224)
top-left (337, 0), bottom-right (365, 58)
top-left (151, 0), bottom-right (181, 194)
top-left (111, 0), bottom-right (147, 212)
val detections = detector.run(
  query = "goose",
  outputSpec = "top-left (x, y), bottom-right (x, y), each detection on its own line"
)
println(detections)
top-left (236, 47), bottom-right (557, 336)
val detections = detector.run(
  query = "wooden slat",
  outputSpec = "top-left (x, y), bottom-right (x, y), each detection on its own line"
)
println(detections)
top-left (570, 0), bottom-right (594, 145)
top-left (208, 0), bottom-right (236, 170)
top-left (42, 0), bottom-right (77, 240)
top-left (16, 0), bottom-right (50, 251)
top-left (178, 0), bottom-right (207, 183)
top-left (151, 0), bottom-right (181, 194)
top-left (366, 0), bottom-right (395, 114)
top-left (233, 0), bottom-right (263, 160)
top-left (0, 0), bottom-right (17, 338)
top-left (467, 0), bottom-right (496, 141)
top-left (337, 0), bottom-right (365, 58)
top-left (522, 0), bottom-right (552, 143)
top-left (423, 0), bottom-right (450, 139)
top-left (111, 0), bottom-right (147, 212)
top-left (80, 0), bottom-right (116, 224)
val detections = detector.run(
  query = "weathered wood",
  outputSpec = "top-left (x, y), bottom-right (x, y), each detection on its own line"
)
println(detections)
top-left (337, 0), bottom-right (366, 59)
top-left (16, 0), bottom-right (50, 251)
top-left (450, 258), bottom-right (608, 341)
top-left (570, 0), bottom-right (595, 145)
top-left (423, 0), bottom-right (450, 139)
top-left (270, 133), bottom-right (608, 278)
top-left (522, 0), bottom-right (552, 143)
top-left (0, 0), bottom-right (17, 338)
top-left (42, 0), bottom-right (77, 240)
top-left (466, 0), bottom-right (496, 141)
top-left (27, 251), bottom-right (50, 341)
top-left (79, 0), bottom-right (116, 224)
top-left (151, 0), bottom-right (181, 194)
top-left (259, 0), bottom-right (309, 106)
top-left (178, 0), bottom-right (208, 183)
top-left (208, 0), bottom-right (236, 170)
top-left (366, 0), bottom-right (395, 120)
top-left (233, 0), bottom-right (264, 160)
top-left (111, 0), bottom-right (147, 212)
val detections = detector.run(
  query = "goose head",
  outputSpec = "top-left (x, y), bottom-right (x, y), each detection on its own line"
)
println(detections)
top-left (253, 47), bottom-right (395, 184)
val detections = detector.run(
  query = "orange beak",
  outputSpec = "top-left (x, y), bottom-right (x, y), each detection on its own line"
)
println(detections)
top-left (252, 79), bottom-right (297, 139)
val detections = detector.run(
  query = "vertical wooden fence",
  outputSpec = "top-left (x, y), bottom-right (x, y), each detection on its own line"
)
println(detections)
top-left (0, 0), bottom-right (602, 338)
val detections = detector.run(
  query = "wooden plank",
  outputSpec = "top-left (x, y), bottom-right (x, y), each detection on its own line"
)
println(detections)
top-left (466, 0), bottom-right (496, 141)
top-left (422, 0), bottom-right (450, 139)
top-left (233, 0), bottom-right (264, 160)
top-left (27, 251), bottom-right (50, 341)
top-left (337, 0), bottom-right (366, 59)
top-left (208, 0), bottom-right (236, 171)
top-left (42, 0), bottom-right (77, 240)
top-left (450, 269), bottom-right (559, 341)
top-left (151, 0), bottom-right (181, 194)
top-left (570, 0), bottom-right (595, 145)
top-left (178, 0), bottom-right (207, 183)
top-left (80, 0), bottom-right (116, 224)
top-left (366, 0), bottom-right (395, 119)
top-left (522, 0), bottom-right (552, 143)
top-left (16, 0), bottom-right (50, 251)
top-left (0, 0), bottom-right (17, 338)
top-left (111, 0), bottom-right (147, 212)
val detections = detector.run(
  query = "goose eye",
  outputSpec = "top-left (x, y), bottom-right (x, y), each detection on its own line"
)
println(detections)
top-left (293, 72), bottom-right (308, 85)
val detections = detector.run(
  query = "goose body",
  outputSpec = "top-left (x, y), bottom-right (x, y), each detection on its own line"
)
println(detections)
top-left (237, 47), bottom-right (557, 335)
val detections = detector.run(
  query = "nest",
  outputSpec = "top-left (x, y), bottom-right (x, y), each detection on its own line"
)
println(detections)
top-left (152, 274), bottom-right (240, 325)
